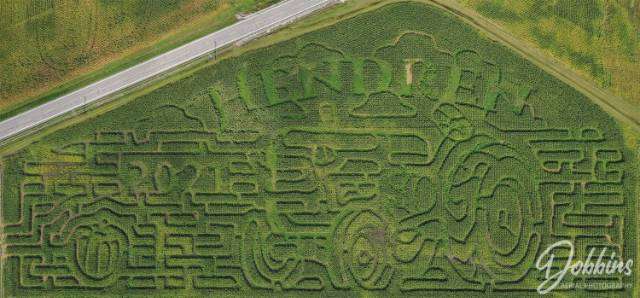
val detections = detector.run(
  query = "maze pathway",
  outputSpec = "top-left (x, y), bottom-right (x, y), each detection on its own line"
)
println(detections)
top-left (1, 2), bottom-right (636, 297)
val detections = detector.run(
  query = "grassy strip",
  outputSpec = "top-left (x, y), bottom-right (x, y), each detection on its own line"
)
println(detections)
top-left (0, 0), bottom-right (279, 122)
top-left (456, 0), bottom-right (640, 105)
top-left (0, 2), bottom-right (636, 296)
top-left (0, 0), bottom-right (380, 155)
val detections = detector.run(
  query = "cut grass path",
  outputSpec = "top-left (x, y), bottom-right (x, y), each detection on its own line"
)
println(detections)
top-left (0, 0), bottom-right (278, 121)
top-left (0, 0), bottom-right (340, 144)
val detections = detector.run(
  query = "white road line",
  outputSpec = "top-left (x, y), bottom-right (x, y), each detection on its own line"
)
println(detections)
top-left (0, 0), bottom-right (340, 142)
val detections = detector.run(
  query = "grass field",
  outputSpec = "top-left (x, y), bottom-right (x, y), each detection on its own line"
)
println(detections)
top-left (1, 1), bottom-right (638, 296)
top-left (458, 0), bottom-right (640, 105)
top-left (0, 0), bottom-right (279, 120)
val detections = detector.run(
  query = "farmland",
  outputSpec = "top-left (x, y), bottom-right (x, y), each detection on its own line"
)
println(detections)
top-left (0, 0), bottom-right (278, 120)
top-left (458, 0), bottom-right (640, 105)
top-left (1, 1), bottom-right (638, 297)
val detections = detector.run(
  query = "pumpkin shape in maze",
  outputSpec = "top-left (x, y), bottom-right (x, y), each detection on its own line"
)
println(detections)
top-left (1, 2), bottom-right (636, 296)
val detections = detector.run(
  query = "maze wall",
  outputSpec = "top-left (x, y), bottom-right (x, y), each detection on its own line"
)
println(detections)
top-left (1, 2), bottom-right (637, 297)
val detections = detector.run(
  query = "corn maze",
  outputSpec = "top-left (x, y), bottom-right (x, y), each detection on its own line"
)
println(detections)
top-left (1, 2), bottom-right (637, 297)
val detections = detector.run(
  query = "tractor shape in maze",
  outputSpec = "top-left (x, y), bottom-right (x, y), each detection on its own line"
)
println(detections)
top-left (4, 118), bottom-right (544, 291)
top-left (1, 12), bottom-right (634, 295)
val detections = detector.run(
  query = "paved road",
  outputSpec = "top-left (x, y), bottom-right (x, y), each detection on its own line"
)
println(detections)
top-left (0, 0), bottom-right (339, 142)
